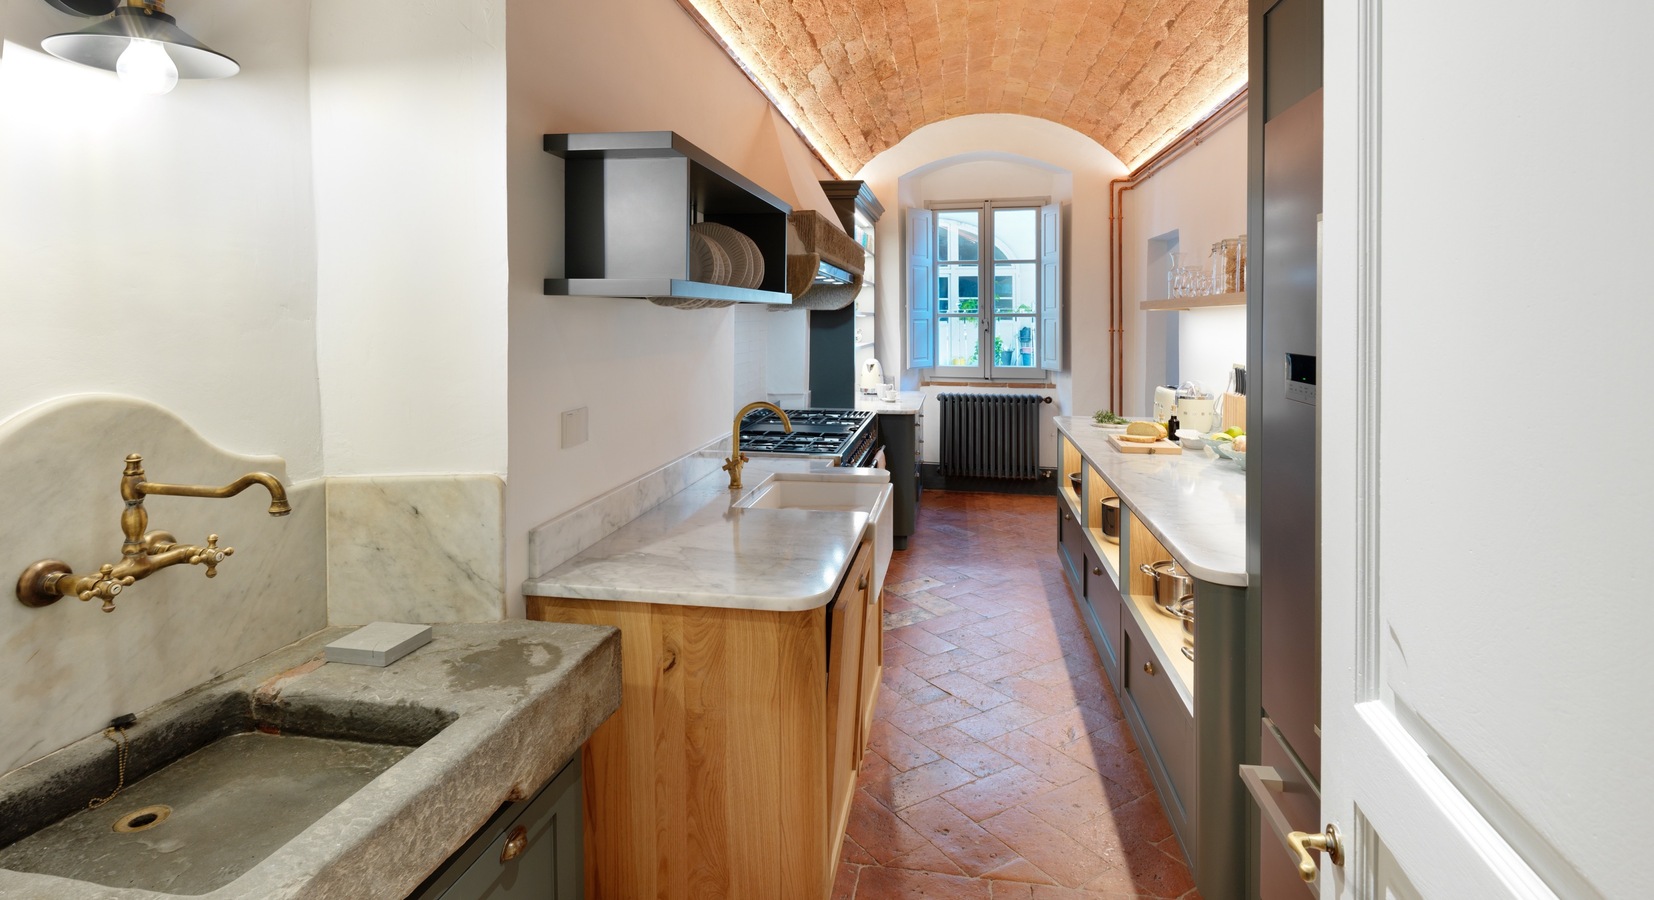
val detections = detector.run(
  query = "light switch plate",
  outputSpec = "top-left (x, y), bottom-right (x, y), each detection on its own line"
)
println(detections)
top-left (325, 622), bottom-right (432, 667)
top-left (561, 407), bottom-right (589, 448)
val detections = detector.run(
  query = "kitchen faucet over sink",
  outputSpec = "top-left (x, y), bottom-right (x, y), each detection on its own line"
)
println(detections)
top-left (15, 453), bottom-right (289, 612)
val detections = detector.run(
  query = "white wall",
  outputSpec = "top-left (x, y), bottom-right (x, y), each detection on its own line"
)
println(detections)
top-left (310, 0), bottom-right (509, 477)
top-left (0, 0), bottom-right (323, 478)
top-left (854, 115), bottom-right (1127, 465)
top-left (503, 0), bottom-right (839, 617)
top-left (1120, 113), bottom-right (1246, 414)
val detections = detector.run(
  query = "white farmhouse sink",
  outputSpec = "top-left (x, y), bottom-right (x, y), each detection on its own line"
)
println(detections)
top-left (735, 473), bottom-right (894, 603)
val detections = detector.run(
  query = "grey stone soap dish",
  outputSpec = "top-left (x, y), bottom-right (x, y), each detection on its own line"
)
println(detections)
top-left (325, 622), bottom-right (433, 667)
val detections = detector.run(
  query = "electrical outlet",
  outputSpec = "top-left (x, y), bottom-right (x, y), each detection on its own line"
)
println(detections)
top-left (560, 407), bottom-right (588, 448)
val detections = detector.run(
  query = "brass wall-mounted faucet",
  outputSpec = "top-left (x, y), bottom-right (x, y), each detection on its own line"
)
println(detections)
top-left (16, 454), bottom-right (290, 613)
top-left (725, 401), bottom-right (792, 490)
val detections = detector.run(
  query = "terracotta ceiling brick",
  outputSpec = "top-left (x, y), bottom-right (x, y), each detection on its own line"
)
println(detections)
top-left (684, 0), bottom-right (1244, 172)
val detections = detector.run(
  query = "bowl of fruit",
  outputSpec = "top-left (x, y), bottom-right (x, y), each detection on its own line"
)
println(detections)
top-left (1205, 427), bottom-right (1247, 465)
top-left (1092, 410), bottom-right (1129, 431)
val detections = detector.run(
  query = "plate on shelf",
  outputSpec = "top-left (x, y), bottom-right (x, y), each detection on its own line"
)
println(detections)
top-left (692, 222), bottom-right (764, 288)
top-left (688, 230), bottom-right (731, 285)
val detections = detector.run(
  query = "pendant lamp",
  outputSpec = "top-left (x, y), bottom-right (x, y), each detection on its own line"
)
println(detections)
top-left (40, 0), bottom-right (238, 95)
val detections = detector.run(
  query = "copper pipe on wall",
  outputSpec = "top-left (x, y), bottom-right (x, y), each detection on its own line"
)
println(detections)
top-left (1108, 87), bottom-right (1249, 413)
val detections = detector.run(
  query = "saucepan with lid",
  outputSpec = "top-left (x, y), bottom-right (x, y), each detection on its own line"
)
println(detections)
top-left (1099, 497), bottom-right (1121, 544)
top-left (1139, 559), bottom-right (1193, 610)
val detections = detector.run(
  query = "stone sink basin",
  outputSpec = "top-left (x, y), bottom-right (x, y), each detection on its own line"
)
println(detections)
top-left (0, 622), bottom-right (621, 900)
top-left (735, 471), bottom-right (894, 606)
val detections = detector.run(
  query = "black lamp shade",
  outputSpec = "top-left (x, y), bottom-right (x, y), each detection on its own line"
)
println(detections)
top-left (42, 6), bottom-right (238, 79)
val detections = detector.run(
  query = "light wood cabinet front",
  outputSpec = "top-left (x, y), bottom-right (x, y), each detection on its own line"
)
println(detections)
top-left (528, 538), bottom-right (876, 900)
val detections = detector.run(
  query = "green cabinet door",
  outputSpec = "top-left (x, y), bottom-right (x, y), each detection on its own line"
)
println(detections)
top-left (412, 757), bottom-right (583, 900)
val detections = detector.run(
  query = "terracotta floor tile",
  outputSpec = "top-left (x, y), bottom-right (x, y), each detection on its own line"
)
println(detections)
top-left (838, 491), bottom-right (1194, 900)
top-left (853, 865), bottom-right (996, 899)
top-left (869, 719), bottom-right (944, 772)
top-left (885, 757), bottom-right (979, 810)
top-left (941, 764), bottom-right (1057, 822)
top-left (912, 724), bottom-right (1018, 777)
top-left (897, 797), bottom-right (1020, 876)
top-left (980, 806), bottom-right (1112, 888)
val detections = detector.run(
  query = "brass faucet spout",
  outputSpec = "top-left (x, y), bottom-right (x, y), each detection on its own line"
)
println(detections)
top-left (136, 471), bottom-right (290, 517)
top-left (725, 401), bottom-right (792, 491)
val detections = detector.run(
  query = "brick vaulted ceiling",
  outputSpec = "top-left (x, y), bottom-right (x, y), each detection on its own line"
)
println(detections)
top-left (681, 0), bottom-right (1249, 175)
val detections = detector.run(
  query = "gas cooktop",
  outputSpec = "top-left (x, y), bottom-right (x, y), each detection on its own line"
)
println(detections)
top-left (738, 408), bottom-right (876, 464)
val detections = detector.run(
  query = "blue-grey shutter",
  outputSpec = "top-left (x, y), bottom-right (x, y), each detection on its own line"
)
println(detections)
top-left (1039, 202), bottom-right (1063, 371)
top-left (907, 208), bottom-right (936, 370)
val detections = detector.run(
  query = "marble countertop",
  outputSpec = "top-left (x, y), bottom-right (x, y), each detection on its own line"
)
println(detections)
top-left (0, 622), bottom-right (621, 900)
top-left (855, 391), bottom-right (925, 414)
top-left (523, 461), bottom-right (886, 612)
top-left (1056, 417), bottom-right (1246, 586)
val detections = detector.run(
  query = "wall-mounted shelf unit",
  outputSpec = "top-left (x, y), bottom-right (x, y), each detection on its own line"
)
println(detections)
top-left (1140, 292), bottom-right (1245, 311)
top-left (544, 131), bottom-right (793, 306)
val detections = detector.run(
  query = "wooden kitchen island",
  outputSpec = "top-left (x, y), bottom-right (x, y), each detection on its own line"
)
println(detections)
top-left (524, 469), bottom-right (889, 900)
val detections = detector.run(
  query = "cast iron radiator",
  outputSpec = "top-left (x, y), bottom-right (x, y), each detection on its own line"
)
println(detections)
top-left (938, 393), bottom-right (1043, 479)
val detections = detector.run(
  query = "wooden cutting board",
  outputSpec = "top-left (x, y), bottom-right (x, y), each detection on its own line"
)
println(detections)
top-left (1109, 434), bottom-right (1182, 454)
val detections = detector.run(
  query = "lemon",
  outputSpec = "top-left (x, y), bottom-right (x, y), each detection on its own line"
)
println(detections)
top-left (1224, 426), bottom-right (1245, 437)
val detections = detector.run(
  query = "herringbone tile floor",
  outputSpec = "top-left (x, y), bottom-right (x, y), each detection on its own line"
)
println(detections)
top-left (830, 491), bottom-right (1201, 900)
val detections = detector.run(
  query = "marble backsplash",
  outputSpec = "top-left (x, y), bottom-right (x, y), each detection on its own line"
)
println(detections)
top-left (326, 476), bottom-right (505, 624)
top-left (0, 395), bottom-right (327, 776)
top-left (527, 435), bottom-right (730, 578)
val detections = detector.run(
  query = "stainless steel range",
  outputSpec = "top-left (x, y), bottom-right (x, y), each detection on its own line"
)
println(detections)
top-left (739, 408), bottom-right (880, 468)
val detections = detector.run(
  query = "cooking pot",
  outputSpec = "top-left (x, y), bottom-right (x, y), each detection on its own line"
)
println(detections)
top-left (1067, 472), bottom-right (1082, 494)
top-left (1099, 497), bottom-right (1121, 543)
top-left (1139, 559), bottom-right (1193, 609)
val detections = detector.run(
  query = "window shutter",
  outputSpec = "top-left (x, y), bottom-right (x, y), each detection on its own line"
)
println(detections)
top-left (907, 207), bottom-right (936, 370)
top-left (1039, 203), bottom-right (1063, 371)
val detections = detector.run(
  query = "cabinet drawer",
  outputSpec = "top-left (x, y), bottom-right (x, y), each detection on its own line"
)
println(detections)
top-left (1082, 561), bottom-right (1121, 678)
top-left (1056, 499), bottom-right (1087, 596)
top-left (1121, 612), bottom-right (1194, 831)
top-left (410, 756), bottom-right (584, 900)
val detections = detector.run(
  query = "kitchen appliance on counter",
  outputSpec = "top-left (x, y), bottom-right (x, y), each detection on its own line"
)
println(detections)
top-left (739, 408), bottom-right (881, 469)
top-left (1153, 385), bottom-right (1178, 422)
top-left (858, 358), bottom-right (885, 395)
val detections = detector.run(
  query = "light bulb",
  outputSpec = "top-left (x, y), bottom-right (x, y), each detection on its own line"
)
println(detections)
top-left (116, 39), bottom-right (178, 95)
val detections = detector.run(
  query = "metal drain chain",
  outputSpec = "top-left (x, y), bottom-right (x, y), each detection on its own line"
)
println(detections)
top-left (87, 725), bottom-right (130, 809)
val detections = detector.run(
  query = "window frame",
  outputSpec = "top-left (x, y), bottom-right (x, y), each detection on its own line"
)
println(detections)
top-left (926, 198), bottom-right (1051, 381)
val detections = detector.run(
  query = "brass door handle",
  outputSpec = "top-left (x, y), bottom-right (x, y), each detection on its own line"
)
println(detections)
top-left (1092, 566), bottom-right (1102, 576)
top-left (857, 573), bottom-right (868, 591)
top-left (1063, 511), bottom-right (1072, 521)
top-left (1142, 661), bottom-right (1156, 675)
top-left (1286, 824), bottom-right (1344, 882)
top-left (500, 825), bottom-right (529, 863)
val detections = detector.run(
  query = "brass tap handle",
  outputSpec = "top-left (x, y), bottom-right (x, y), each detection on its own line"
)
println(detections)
top-left (188, 534), bottom-right (234, 578)
top-left (1286, 824), bottom-right (1345, 882)
top-left (78, 565), bottom-right (134, 613)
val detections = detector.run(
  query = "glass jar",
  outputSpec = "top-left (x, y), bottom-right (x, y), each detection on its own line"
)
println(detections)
top-left (1236, 234), bottom-right (1248, 292)
top-left (1207, 242), bottom-right (1224, 296)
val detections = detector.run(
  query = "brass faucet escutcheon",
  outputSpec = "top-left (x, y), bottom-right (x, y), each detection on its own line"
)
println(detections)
top-left (725, 401), bottom-right (792, 491)
top-left (15, 453), bottom-right (290, 613)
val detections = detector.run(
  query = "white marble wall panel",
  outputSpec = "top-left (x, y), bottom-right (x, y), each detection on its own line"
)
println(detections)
top-left (0, 395), bottom-right (327, 776)
top-left (528, 436), bottom-right (729, 577)
top-left (327, 476), bottom-right (505, 625)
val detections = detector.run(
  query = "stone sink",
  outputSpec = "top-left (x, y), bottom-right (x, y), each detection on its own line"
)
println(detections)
top-left (734, 471), bottom-right (894, 608)
top-left (0, 622), bottom-right (620, 900)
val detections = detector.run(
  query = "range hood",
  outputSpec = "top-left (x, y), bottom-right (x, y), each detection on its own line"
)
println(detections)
top-left (786, 209), bottom-right (865, 309)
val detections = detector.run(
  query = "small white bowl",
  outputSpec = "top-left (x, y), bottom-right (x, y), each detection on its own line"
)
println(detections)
top-left (1176, 429), bottom-right (1205, 451)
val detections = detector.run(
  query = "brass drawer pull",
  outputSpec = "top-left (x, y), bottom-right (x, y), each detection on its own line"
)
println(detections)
top-left (1092, 566), bottom-right (1102, 576)
top-left (1063, 511), bottom-right (1072, 521)
top-left (1142, 661), bottom-right (1156, 676)
top-left (500, 825), bottom-right (528, 863)
top-left (857, 573), bottom-right (868, 591)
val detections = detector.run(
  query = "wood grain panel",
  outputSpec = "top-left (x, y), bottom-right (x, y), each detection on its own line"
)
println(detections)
top-left (528, 538), bottom-right (877, 900)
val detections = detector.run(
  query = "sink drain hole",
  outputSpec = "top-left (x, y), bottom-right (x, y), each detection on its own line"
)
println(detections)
top-left (113, 805), bottom-right (171, 833)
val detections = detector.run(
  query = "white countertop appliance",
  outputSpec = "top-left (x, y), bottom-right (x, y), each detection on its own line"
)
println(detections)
top-left (859, 358), bottom-right (885, 394)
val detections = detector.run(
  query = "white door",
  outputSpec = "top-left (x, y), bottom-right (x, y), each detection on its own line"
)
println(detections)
top-left (1318, 2), bottom-right (1651, 898)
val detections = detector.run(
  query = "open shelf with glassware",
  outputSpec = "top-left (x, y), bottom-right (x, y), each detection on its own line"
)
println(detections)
top-left (1140, 292), bottom-right (1245, 311)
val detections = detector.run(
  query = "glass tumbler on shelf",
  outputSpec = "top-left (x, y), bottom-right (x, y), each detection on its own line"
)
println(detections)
top-left (1208, 242), bottom-right (1225, 295)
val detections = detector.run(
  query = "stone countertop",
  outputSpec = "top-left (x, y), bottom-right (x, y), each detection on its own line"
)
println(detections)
top-left (855, 391), bottom-right (925, 414)
top-left (523, 461), bottom-right (885, 612)
top-left (0, 622), bottom-right (621, 900)
top-left (1056, 417), bottom-right (1246, 586)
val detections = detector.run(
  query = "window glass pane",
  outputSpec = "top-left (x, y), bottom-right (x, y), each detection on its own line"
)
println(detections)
top-left (937, 210), bottom-right (980, 262)
top-left (992, 208), bottom-right (1037, 260)
top-left (993, 262), bottom-right (1037, 313)
top-left (958, 276), bottom-right (978, 313)
top-left (939, 316), bottom-right (980, 366)
top-left (992, 317), bottom-right (1037, 367)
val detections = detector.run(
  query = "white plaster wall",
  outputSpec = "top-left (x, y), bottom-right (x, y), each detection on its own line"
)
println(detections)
top-left (310, 0), bottom-right (508, 477)
top-left (854, 115), bottom-right (1128, 427)
top-left (503, 0), bottom-right (840, 616)
top-left (1120, 113), bottom-right (1247, 414)
top-left (0, 0), bottom-right (323, 478)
